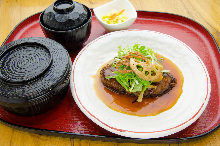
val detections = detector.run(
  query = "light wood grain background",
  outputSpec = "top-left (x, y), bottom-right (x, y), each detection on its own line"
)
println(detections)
top-left (0, 0), bottom-right (219, 145)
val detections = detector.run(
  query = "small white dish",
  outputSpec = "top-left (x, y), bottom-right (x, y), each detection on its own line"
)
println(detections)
top-left (93, 0), bottom-right (137, 32)
top-left (70, 30), bottom-right (211, 139)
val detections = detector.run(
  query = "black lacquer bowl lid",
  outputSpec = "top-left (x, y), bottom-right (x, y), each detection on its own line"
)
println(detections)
top-left (42, 0), bottom-right (89, 31)
top-left (0, 37), bottom-right (71, 116)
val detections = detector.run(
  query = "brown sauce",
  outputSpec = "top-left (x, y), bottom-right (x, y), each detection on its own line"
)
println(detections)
top-left (93, 57), bottom-right (183, 116)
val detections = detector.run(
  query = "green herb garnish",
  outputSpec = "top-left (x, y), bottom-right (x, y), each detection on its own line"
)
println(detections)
top-left (107, 44), bottom-right (158, 93)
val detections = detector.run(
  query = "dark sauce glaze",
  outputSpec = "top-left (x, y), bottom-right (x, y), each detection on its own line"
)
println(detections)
top-left (93, 57), bottom-right (183, 116)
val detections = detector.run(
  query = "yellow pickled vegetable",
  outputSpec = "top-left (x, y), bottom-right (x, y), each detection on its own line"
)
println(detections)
top-left (102, 9), bottom-right (128, 24)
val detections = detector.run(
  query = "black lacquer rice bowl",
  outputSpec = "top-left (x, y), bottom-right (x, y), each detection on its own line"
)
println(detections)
top-left (0, 37), bottom-right (71, 116)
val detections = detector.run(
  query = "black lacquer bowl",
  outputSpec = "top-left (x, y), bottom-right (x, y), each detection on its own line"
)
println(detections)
top-left (39, 0), bottom-right (92, 51)
top-left (0, 37), bottom-right (71, 116)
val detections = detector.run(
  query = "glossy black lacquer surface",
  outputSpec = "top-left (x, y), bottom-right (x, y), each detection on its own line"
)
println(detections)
top-left (39, 0), bottom-right (92, 51)
top-left (0, 37), bottom-right (71, 116)
top-left (42, 0), bottom-right (88, 30)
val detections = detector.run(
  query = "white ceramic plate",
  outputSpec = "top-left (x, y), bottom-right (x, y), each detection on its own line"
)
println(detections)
top-left (70, 30), bottom-right (211, 139)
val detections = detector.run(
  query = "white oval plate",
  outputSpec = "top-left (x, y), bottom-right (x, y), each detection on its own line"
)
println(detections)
top-left (70, 30), bottom-right (211, 139)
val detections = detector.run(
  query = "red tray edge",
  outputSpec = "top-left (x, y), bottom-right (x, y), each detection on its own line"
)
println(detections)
top-left (0, 10), bottom-right (220, 143)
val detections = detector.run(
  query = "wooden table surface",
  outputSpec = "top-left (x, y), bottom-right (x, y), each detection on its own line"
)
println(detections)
top-left (0, 0), bottom-right (219, 145)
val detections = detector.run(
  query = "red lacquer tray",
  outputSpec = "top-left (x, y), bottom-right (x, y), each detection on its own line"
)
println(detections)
top-left (1, 10), bottom-right (220, 142)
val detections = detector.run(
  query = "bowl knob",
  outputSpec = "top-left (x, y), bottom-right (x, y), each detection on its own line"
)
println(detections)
top-left (53, 0), bottom-right (75, 14)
